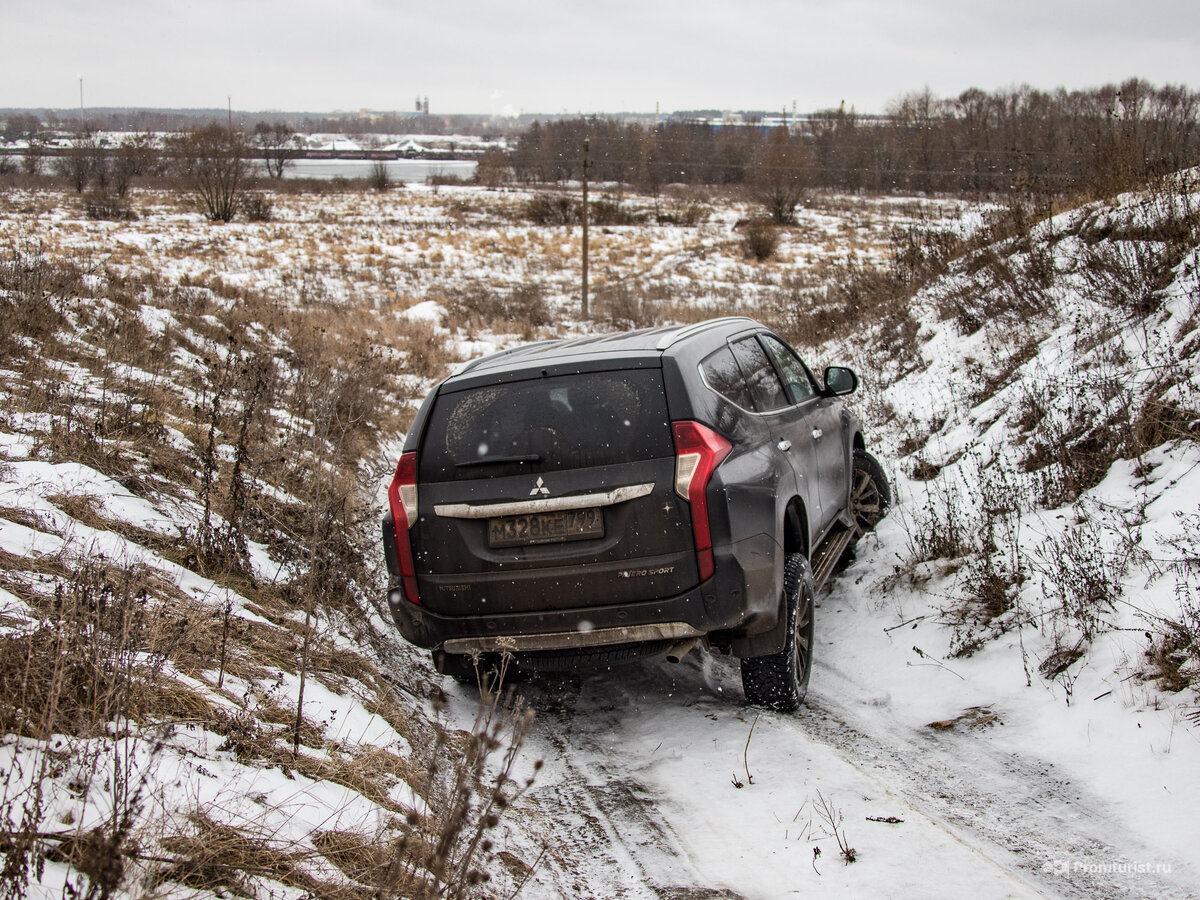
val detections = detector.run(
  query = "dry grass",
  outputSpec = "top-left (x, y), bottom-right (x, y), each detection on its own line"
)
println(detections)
top-left (7, 171), bottom-right (1191, 893)
top-left (0, 203), bottom-right (487, 898)
top-left (765, 256), bottom-right (923, 378)
top-left (155, 813), bottom-right (367, 900)
top-left (397, 318), bottom-right (463, 380)
top-left (0, 551), bottom-right (205, 739)
top-left (1144, 625), bottom-right (1197, 693)
top-left (147, 678), bottom-right (537, 900)
top-left (1145, 511), bottom-right (1200, 695)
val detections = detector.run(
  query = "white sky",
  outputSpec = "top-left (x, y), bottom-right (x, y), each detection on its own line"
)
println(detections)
top-left (3, 0), bottom-right (1197, 116)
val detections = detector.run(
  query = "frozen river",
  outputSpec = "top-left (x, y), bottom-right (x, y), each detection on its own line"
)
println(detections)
top-left (253, 157), bottom-right (477, 182)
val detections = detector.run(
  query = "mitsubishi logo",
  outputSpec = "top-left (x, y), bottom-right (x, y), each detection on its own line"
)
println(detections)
top-left (530, 477), bottom-right (550, 497)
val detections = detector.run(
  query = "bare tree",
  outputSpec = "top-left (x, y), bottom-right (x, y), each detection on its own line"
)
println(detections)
top-left (750, 127), bottom-right (811, 225)
top-left (369, 159), bottom-right (391, 191)
top-left (22, 138), bottom-right (45, 176)
top-left (110, 133), bottom-right (160, 197)
top-left (253, 122), bottom-right (300, 179)
top-left (55, 134), bottom-right (105, 193)
top-left (1, 120), bottom-right (29, 177)
top-left (634, 128), bottom-right (663, 203)
top-left (3, 114), bottom-right (39, 143)
top-left (169, 124), bottom-right (248, 222)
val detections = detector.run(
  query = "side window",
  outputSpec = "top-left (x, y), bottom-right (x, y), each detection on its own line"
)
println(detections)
top-left (760, 334), bottom-right (817, 405)
top-left (729, 337), bottom-right (789, 413)
top-left (700, 345), bottom-right (757, 410)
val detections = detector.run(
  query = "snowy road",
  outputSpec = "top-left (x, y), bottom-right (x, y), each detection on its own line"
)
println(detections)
top-left (498, 647), bottom-right (1198, 899)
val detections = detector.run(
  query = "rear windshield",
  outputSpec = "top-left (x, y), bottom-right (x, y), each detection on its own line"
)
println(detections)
top-left (419, 369), bottom-right (674, 481)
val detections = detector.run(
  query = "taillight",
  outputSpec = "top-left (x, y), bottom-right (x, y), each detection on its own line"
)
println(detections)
top-left (672, 421), bottom-right (732, 582)
top-left (387, 452), bottom-right (421, 604)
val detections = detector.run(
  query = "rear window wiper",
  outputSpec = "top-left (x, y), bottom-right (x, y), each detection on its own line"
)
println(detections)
top-left (456, 454), bottom-right (541, 469)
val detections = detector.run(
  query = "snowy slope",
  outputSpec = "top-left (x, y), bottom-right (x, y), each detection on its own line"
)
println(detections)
top-left (2, 178), bottom-right (1198, 898)
top-left (507, 179), bottom-right (1200, 898)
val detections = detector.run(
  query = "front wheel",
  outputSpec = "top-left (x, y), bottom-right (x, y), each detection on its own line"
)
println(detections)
top-left (740, 553), bottom-right (814, 712)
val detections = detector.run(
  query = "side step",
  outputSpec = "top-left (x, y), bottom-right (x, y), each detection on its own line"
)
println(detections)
top-left (810, 524), bottom-right (853, 592)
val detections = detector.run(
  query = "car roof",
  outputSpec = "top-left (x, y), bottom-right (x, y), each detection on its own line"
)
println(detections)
top-left (449, 317), bottom-right (762, 383)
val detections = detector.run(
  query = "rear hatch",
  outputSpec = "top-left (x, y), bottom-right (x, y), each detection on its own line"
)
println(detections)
top-left (413, 367), bottom-right (698, 615)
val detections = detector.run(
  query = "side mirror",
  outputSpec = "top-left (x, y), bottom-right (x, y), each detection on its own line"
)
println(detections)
top-left (824, 366), bottom-right (858, 396)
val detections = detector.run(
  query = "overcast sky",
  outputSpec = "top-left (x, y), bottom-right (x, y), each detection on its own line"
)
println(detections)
top-left (3, 0), bottom-right (1196, 116)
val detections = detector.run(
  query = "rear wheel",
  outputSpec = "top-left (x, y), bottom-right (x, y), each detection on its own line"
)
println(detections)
top-left (849, 449), bottom-right (891, 542)
top-left (740, 553), bottom-right (814, 712)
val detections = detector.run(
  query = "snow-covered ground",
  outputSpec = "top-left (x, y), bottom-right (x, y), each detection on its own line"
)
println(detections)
top-left (1, 178), bottom-right (1197, 898)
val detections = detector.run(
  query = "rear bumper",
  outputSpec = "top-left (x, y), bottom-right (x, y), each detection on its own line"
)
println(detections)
top-left (442, 622), bottom-right (703, 655)
top-left (384, 529), bottom-right (781, 653)
top-left (388, 584), bottom-right (717, 651)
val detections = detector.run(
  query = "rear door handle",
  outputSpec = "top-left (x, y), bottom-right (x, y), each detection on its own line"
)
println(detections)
top-left (777, 440), bottom-right (792, 452)
top-left (811, 428), bottom-right (823, 440)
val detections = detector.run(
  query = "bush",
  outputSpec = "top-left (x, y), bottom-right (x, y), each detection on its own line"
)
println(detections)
top-left (1146, 510), bottom-right (1200, 693)
top-left (473, 149), bottom-right (511, 188)
top-left (442, 283), bottom-right (551, 335)
top-left (22, 139), bottom-right (46, 177)
top-left (83, 189), bottom-right (137, 221)
top-left (507, 283), bottom-right (552, 330)
top-left (524, 193), bottom-right (577, 226)
top-left (890, 220), bottom-right (963, 284)
top-left (252, 122), bottom-right (301, 180)
top-left (901, 477), bottom-right (978, 566)
top-left (240, 192), bottom-right (273, 222)
top-left (741, 219), bottom-right (779, 261)
top-left (0, 237), bottom-right (86, 349)
top-left (0, 554), bottom-right (179, 739)
top-left (369, 160), bottom-right (391, 192)
top-left (1033, 510), bottom-right (1133, 645)
top-left (594, 283), bottom-right (659, 329)
top-left (427, 172), bottom-right (468, 188)
top-left (1078, 235), bottom-right (1183, 318)
top-left (55, 135), bottom-right (105, 193)
top-left (590, 199), bottom-right (646, 226)
top-left (660, 190), bottom-right (712, 226)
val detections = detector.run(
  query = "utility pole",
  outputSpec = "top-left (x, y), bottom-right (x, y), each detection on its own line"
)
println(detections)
top-left (78, 76), bottom-right (84, 135)
top-left (581, 138), bottom-right (590, 319)
top-left (228, 96), bottom-right (233, 134)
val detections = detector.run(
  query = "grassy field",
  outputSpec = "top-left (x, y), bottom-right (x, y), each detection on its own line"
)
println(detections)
top-left (2, 175), bottom-right (1197, 897)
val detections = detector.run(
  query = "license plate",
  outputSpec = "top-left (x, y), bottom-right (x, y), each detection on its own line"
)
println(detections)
top-left (487, 508), bottom-right (604, 548)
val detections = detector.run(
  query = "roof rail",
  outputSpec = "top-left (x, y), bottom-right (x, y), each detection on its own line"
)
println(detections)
top-left (654, 316), bottom-right (758, 351)
top-left (452, 338), bottom-right (561, 377)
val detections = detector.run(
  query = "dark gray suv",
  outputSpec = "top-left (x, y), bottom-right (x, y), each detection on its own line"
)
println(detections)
top-left (383, 317), bottom-right (889, 710)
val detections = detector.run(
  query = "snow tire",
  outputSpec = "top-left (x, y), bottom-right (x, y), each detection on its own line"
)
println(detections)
top-left (740, 552), bottom-right (814, 712)
top-left (848, 449), bottom-right (891, 542)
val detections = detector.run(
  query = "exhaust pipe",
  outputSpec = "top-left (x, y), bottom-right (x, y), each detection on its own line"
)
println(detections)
top-left (666, 636), bottom-right (702, 664)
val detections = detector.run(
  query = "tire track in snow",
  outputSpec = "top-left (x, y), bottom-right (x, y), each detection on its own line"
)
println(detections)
top-left (803, 661), bottom-right (1199, 900)
top-left (507, 644), bottom-right (1196, 899)
top-left (519, 674), bottom-right (749, 900)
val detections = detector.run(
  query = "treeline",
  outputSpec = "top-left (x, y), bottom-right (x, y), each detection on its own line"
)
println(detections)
top-left (0, 124), bottom-right (404, 223)
top-left (0, 109), bottom-right (511, 139)
top-left (510, 79), bottom-right (1200, 197)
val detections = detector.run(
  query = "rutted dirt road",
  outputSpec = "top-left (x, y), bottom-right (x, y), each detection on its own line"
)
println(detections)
top-left (502, 650), bottom-right (1197, 899)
